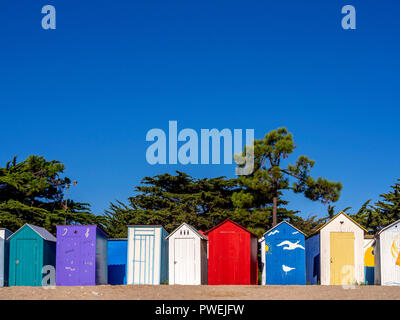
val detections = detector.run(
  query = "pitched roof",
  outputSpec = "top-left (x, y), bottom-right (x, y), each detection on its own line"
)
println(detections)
top-left (8, 224), bottom-right (56, 242)
top-left (259, 221), bottom-right (306, 242)
top-left (166, 223), bottom-right (208, 240)
top-left (377, 219), bottom-right (400, 236)
top-left (310, 211), bottom-right (368, 236)
top-left (204, 219), bottom-right (257, 237)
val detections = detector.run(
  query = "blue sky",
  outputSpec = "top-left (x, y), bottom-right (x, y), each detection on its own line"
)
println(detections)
top-left (0, 1), bottom-right (399, 218)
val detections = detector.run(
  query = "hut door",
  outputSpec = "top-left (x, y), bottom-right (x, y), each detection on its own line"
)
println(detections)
top-left (15, 239), bottom-right (38, 286)
top-left (62, 237), bottom-right (81, 285)
top-left (330, 232), bottom-right (354, 285)
top-left (387, 232), bottom-right (400, 284)
top-left (217, 232), bottom-right (239, 284)
top-left (132, 233), bottom-right (155, 284)
top-left (174, 238), bottom-right (195, 285)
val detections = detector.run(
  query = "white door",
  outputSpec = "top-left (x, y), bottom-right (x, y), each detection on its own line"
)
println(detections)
top-left (386, 231), bottom-right (400, 285)
top-left (132, 233), bottom-right (155, 284)
top-left (174, 238), bottom-right (195, 285)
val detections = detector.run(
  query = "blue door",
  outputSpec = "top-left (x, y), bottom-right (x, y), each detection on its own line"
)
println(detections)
top-left (15, 239), bottom-right (39, 286)
top-left (265, 223), bottom-right (306, 285)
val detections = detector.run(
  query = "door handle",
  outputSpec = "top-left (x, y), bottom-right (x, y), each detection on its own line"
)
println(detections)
top-left (15, 260), bottom-right (19, 265)
top-left (330, 258), bottom-right (333, 263)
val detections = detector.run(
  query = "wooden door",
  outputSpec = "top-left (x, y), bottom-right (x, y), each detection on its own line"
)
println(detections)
top-left (330, 232), bottom-right (354, 285)
top-left (15, 239), bottom-right (38, 286)
top-left (174, 238), bottom-right (195, 285)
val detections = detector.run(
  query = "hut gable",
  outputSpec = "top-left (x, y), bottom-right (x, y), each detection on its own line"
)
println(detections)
top-left (167, 223), bottom-right (208, 240)
top-left (313, 211), bottom-right (367, 235)
top-left (204, 219), bottom-right (257, 237)
top-left (377, 219), bottom-right (400, 236)
top-left (8, 224), bottom-right (56, 242)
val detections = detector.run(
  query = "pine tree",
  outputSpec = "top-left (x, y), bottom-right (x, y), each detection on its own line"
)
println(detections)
top-left (374, 179), bottom-right (400, 228)
top-left (235, 127), bottom-right (342, 226)
top-left (0, 155), bottom-right (99, 233)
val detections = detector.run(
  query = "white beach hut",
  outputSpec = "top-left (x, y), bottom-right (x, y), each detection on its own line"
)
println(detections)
top-left (126, 225), bottom-right (168, 285)
top-left (374, 219), bottom-right (400, 286)
top-left (167, 223), bottom-right (208, 285)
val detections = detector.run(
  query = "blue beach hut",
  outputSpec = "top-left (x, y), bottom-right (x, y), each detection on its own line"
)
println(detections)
top-left (259, 221), bottom-right (306, 285)
top-left (108, 239), bottom-right (127, 285)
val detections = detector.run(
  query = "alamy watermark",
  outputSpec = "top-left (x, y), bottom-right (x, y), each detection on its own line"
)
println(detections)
top-left (42, 265), bottom-right (56, 289)
top-left (145, 121), bottom-right (254, 175)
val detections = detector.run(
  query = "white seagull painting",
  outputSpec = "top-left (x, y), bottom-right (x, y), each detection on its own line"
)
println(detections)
top-left (276, 240), bottom-right (305, 250)
top-left (268, 230), bottom-right (279, 236)
top-left (282, 265), bottom-right (295, 275)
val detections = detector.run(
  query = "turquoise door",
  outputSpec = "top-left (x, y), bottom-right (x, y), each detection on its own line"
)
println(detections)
top-left (15, 239), bottom-right (39, 286)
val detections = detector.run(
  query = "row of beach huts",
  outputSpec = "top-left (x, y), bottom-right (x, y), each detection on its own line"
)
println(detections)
top-left (0, 211), bottom-right (399, 287)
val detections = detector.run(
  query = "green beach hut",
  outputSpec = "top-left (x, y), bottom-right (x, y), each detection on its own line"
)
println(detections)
top-left (8, 224), bottom-right (56, 286)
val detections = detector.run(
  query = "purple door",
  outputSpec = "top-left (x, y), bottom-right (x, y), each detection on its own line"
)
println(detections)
top-left (56, 226), bottom-right (97, 286)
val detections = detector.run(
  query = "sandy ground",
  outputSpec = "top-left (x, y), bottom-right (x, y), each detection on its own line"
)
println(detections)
top-left (0, 285), bottom-right (399, 300)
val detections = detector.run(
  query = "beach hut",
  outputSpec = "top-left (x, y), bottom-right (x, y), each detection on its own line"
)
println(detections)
top-left (374, 219), bottom-right (400, 286)
top-left (56, 225), bottom-right (108, 286)
top-left (259, 221), bottom-right (306, 285)
top-left (108, 239), bottom-right (127, 285)
top-left (363, 235), bottom-right (375, 285)
top-left (167, 223), bottom-right (208, 285)
top-left (8, 224), bottom-right (56, 286)
top-left (205, 219), bottom-right (258, 285)
top-left (306, 212), bottom-right (366, 285)
top-left (0, 229), bottom-right (12, 287)
top-left (127, 225), bottom-right (168, 285)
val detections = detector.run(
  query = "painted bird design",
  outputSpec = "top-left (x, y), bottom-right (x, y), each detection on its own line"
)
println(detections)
top-left (277, 240), bottom-right (305, 250)
top-left (282, 265), bottom-right (295, 274)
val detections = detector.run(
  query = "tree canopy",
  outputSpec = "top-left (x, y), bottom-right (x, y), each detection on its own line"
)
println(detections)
top-left (352, 179), bottom-right (400, 234)
top-left (235, 127), bottom-right (342, 226)
top-left (103, 171), bottom-right (303, 238)
top-left (0, 155), bottom-right (100, 233)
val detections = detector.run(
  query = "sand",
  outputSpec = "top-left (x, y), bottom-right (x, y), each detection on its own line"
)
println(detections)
top-left (0, 284), bottom-right (399, 300)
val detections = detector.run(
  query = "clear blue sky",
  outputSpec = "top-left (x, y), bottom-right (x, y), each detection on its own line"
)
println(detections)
top-left (0, 1), bottom-right (399, 218)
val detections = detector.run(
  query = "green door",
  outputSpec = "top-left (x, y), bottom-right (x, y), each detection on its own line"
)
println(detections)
top-left (15, 239), bottom-right (38, 286)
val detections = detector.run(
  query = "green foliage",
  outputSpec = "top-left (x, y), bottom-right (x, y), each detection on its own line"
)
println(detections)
top-left (290, 214), bottom-right (328, 237)
top-left (352, 179), bottom-right (400, 233)
top-left (0, 155), bottom-right (99, 233)
top-left (103, 171), bottom-right (298, 238)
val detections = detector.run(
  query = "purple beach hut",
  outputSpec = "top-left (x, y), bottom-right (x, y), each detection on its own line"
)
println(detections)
top-left (56, 225), bottom-right (108, 286)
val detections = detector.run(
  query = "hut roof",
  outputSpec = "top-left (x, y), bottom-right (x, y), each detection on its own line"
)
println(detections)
top-left (166, 223), bottom-right (208, 240)
top-left (376, 219), bottom-right (400, 236)
top-left (204, 219), bottom-right (257, 237)
top-left (309, 211), bottom-right (368, 237)
top-left (259, 221), bottom-right (306, 242)
top-left (8, 223), bottom-right (56, 242)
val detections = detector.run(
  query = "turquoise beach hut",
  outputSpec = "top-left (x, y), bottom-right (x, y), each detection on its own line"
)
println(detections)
top-left (8, 224), bottom-right (56, 286)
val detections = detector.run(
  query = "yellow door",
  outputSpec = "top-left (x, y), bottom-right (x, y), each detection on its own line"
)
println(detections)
top-left (330, 232), bottom-right (355, 285)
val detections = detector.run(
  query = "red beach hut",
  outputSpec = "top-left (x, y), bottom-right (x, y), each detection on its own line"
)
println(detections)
top-left (204, 219), bottom-right (258, 285)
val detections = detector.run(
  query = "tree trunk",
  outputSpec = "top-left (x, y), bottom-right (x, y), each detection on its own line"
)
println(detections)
top-left (272, 196), bottom-right (277, 226)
